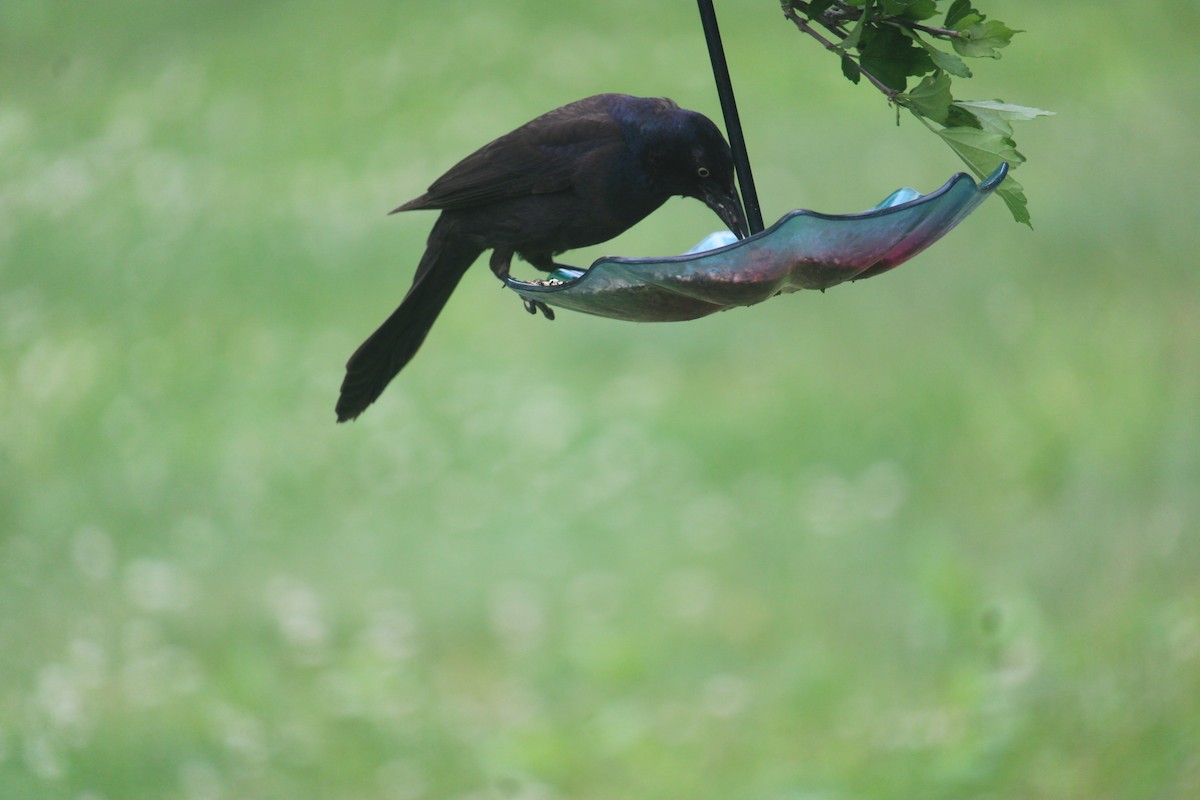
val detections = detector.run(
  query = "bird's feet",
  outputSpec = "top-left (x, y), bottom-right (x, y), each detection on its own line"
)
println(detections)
top-left (523, 298), bottom-right (556, 320)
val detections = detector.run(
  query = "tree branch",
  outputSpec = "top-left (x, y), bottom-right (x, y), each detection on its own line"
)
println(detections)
top-left (888, 20), bottom-right (961, 39)
top-left (787, 2), bottom-right (961, 40)
top-left (780, 2), bottom-right (899, 102)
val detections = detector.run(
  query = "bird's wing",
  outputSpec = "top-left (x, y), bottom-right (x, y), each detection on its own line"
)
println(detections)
top-left (392, 97), bottom-right (626, 213)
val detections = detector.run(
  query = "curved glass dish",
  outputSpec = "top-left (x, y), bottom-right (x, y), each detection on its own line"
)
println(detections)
top-left (506, 163), bottom-right (1007, 322)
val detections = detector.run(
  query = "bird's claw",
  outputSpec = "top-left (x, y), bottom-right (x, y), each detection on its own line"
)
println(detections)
top-left (522, 298), bottom-right (556, 321)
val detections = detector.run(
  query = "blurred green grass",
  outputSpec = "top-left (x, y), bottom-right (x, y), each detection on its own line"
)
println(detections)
top-left (2, 1), bottom-right (1198, 798)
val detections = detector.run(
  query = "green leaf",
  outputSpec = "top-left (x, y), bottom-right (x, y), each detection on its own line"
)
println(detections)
top-left (859, 25), bottom-right (934, 91)
top-left (881, 0), bottom-right (937, 20)
top-left (944, 104), bottom-right (982, 129)
top-left (937, 126), bottom-right (1025, 171)
top-left (944, 0), bottom-right (977, 29)
top-left (901, 72), bottom-right (953, 124)
top-left (840, 53), bottom-right (862, 84)
top-left (897, 27), bottom-right (972, 77)
top-left (841, 0), bottom-right (874, 53)
top-left (804, 0), bottom-right (838, 19)
top-left (995, 175), bottom-right (1031, 227)
top-left (936, 128), bottom-right (1030, 225)
top-left (950, 13), bottom-right (982, 33)
top-left (951, 100), bottom-right (1055, 136)
top-left (952, 18), bottom-right (1020, 59)
top-left (925, 45), bottom-right (972, 78)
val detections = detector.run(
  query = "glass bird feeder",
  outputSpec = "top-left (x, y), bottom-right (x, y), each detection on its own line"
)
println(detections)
top-left (504, 1), bottom-right (1007, 323)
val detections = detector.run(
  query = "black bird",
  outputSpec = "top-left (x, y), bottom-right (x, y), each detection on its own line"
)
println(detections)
top-left (336, 93), bottom-right (748, 422)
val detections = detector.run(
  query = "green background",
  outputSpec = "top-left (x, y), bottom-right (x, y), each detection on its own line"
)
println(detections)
top-left (2, 1), bottom-right (1197, 797)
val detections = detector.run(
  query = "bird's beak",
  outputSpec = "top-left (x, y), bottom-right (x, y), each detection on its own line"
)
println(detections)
top-left (702, 187), bottom-right (750, 240)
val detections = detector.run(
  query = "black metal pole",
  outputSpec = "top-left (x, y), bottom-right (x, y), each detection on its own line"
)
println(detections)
top-left (695, 0), bottom-right (764, 234)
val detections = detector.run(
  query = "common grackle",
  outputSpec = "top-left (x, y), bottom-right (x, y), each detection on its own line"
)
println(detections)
top-left (336, 93), bottom-right (747, 422)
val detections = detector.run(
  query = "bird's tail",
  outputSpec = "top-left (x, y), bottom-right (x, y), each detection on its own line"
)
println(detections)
top-left (336, 220), bottom-right (482, 422)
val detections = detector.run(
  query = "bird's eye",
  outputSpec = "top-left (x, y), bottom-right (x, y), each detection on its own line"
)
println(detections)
top-left (697, 166), bottom-right (710, 178)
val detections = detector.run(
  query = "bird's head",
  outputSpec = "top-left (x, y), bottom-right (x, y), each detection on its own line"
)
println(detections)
top-left (643, 109), bottom-right (749, 240)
